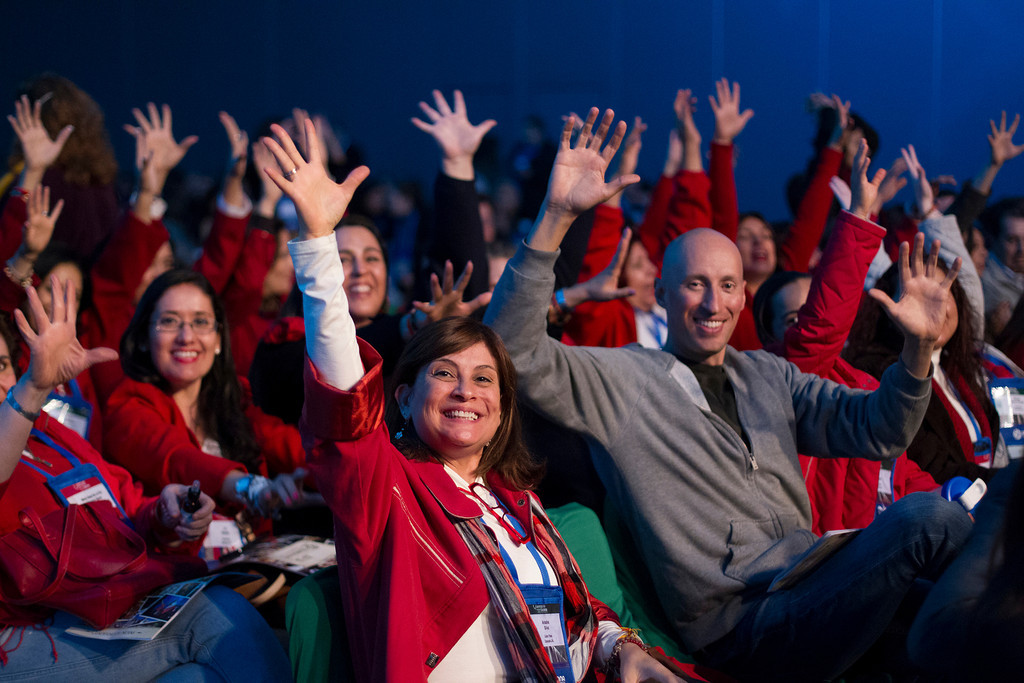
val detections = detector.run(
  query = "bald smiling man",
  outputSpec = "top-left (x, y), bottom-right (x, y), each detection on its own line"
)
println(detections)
top-left (486, 112), bottom-right (973, 681)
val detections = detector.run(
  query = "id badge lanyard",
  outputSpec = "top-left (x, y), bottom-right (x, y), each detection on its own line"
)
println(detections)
top-left (20, 428), bottom-right (131, 522)
top-left (42, 378), bottom-right (93, 440)
top-left (950, 385), bottom-right (992, 467)
top-left (489, 497), bottom-right (574, 683)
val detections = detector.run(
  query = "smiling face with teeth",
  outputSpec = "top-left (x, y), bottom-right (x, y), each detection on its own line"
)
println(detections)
top-left (336, 224), bottom-right (388, 327)
top-left (394, 341), bottom-right (501, 479)
top-left (148, 283), bottom-right (222, 399)
top-left (657, 229), bottom-right (746, 366)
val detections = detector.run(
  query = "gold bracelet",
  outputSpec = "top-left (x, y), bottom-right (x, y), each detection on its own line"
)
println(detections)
top-left (604, 627), bottom-right (648, 675)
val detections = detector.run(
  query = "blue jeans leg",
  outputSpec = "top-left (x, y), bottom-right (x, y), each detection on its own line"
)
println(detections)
top-left (705, 492), bottom-right (973, 682)
top-left (0, 586), bottom-right (292, 682)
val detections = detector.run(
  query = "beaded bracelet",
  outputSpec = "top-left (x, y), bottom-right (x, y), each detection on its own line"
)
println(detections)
top-left (604, 627), bottom-right (649, 675)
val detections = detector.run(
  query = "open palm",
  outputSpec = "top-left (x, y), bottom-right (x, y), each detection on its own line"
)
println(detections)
top-left (544, 108), bottom-right (637, 216)
top-left (263, 120), bottom-right (369, 239)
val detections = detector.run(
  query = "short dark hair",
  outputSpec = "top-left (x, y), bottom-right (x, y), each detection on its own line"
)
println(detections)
top-left (384, 317), bottom-right (542, 490)
top-left (752, 270), bottom-right (811, 345)
top-left (121, 269), bottom-right (260, 468)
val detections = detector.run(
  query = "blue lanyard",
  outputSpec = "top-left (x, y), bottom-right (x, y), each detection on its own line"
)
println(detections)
top-left (20, 428), bottom-right (84, 475)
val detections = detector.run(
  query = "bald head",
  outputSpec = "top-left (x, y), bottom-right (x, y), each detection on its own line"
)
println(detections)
top-left (655, 229), bottom-right (746, 365)
top-left (661, 229), bottom-right (743, 287)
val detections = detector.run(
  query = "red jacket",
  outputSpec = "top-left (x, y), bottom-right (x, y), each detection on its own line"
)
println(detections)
top-left (221, 224), bottom-right (278, 377)
top-left (102, 377), bottom-right (303, 501)
top-left (712, 145), bottom-right (844, 351)
top-left (300, 339), bottom-right (618, 682)
top-left (777, 211), bottom-right (936, 533)
top-left (565, 172), bottom-right (710, 348)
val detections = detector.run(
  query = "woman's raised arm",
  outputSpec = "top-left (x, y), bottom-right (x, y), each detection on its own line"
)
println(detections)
top-left (263, 119), bottom-right (370, 390)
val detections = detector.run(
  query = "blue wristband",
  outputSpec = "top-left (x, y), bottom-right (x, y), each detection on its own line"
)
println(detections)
top-left (6, 386), bottom-right (40, 422)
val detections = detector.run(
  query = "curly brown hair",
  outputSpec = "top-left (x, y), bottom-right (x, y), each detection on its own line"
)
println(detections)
top-left (8, 73), bottom-right (117, 186)
top-left (384, 317), bottom-right (543, 490)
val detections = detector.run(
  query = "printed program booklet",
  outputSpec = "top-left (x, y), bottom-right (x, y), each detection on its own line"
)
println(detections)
top-left (210, 534), bottom-right (337, 577)
top-left (65, 573), bottom-right (262, 641)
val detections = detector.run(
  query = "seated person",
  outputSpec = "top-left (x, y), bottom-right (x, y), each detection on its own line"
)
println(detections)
top-left (263, 118), bottom-right (692, 682)
top-left (0, 280), bottom-right (290, 680)
top-left (485, 109), bottom-right (973, 681)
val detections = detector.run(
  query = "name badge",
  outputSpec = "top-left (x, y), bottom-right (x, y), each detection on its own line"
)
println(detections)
top-left (42, 393), bottom-right (93, 440)
top-left (201, 517), bottom-right (246, 562)
top-left (47, 463), bottom-right (121, 515)
top-left (521, 584), bottom-right (572, 682)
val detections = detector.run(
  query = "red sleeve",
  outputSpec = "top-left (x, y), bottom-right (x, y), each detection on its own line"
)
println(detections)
top-left (783, 211), bottom-right (886, 374)
top-left (0, 195), bottom-right (38, 314)
top-left (635, 174), bottom-right (674, 262)
top-left (729, 294), bottom-right (761, 352)
top-left (656, 171), bottom-right (711, 266)
top-left (563, 299), bottom-right (637, 348)
top-left (894, 455), bottom-right (939, 497)
top-left (89, 212), bottom-right (169, 349)
top-left (708, 142), bottom-right (738, 241)
top-left (778, 146), bottom-right (843, 272)
top-left (193, 207), bottom-right (249, 294)
top-left (0, 192), bottom-right (27, 263)
top-left (222, 226), bottom-right (276, 376)
top-left (577, 204), bottom-right (625, 284)
top-left (883, 213), bottom-right (919, 263)
top-left (103, 379), bottom-right (245, 498)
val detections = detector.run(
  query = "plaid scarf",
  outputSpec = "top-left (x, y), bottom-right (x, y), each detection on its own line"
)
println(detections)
top-left (453, 497), bottom-right (597, 682)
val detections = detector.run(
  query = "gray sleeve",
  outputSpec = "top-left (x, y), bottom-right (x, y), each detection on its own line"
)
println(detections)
top-left (920, 213), bottom-right (984, 338)
top-left (484, 242), bottom-right (638, 448)
top-left (778, 353), bottom-right (932, 461)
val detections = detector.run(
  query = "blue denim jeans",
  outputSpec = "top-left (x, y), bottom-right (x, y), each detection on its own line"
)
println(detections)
top-left (0, 586), bottom-right (292, 682)
top-left (700, 492), bottom-right (973, 682)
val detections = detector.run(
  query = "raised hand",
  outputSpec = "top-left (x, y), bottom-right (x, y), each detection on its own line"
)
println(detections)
top-left (900, 144), bottom-right (936, 218)
top-left (13, 275), bottom-right (118, 393)
top-left (605, 117), bottom-right (646, 208)
top-left (663, 129), bottom-right (684, 177)
top-left (564, 228), bottom-right (636, 308)
top-left (868, 233), bottom-right (960, 377)
top-left (709, 78), bottom-right (754, 145)
top-left (219, 111), bottom-right (249, 180)
top-left (7, 94), bottom-right (73, 189)
top-left (262, 119), bottom-right (370, 239)
top-left (869, 156), bottom-right (909, 216)
top-left (988, 111), bottom-right (1024, 167)
top-left (673, 89), bottom-right (700, 146)
top-left (22, 185), bottom-right (64, 257)
top-left (411, 89), bottom-right (496, 181)
top-left (543, 108), bottom-right (639, 218)
top-left (826, 94), bottom-right (852, 149)
top-left (124, 103), bottom-right (198, 191)
top-left (251, 138), bottom-right (284, 217)
top-left (849, 139), bottom-right (887, 220)
top-left (411, 260), bottom-right (492, 322)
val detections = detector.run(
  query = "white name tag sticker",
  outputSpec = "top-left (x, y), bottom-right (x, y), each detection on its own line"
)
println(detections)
top-left (203, 519), bottom-right (245, 553)
top-left (65, 482), bottom-right (117, 508)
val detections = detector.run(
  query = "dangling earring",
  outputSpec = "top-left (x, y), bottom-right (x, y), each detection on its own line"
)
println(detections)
top-left (395, 416), bottom-right (410, 440)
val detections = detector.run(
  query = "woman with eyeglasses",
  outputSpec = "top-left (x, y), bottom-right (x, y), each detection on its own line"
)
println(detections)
top-left (103, 269), bottom-right (312, 525)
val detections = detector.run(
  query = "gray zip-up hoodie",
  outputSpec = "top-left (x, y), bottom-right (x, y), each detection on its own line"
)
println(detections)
top-left (485, 242), bottom-right (931, 652)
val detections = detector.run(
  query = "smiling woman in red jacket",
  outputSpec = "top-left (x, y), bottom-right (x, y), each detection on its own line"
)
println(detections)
top-left (103, 269), bottom-right (309, 524)
top-left (264, 113), bottom-right (695, 682)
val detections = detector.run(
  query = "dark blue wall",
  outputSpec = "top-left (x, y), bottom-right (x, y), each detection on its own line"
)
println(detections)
top-left (4, 1), bottom-right (1024, 220)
